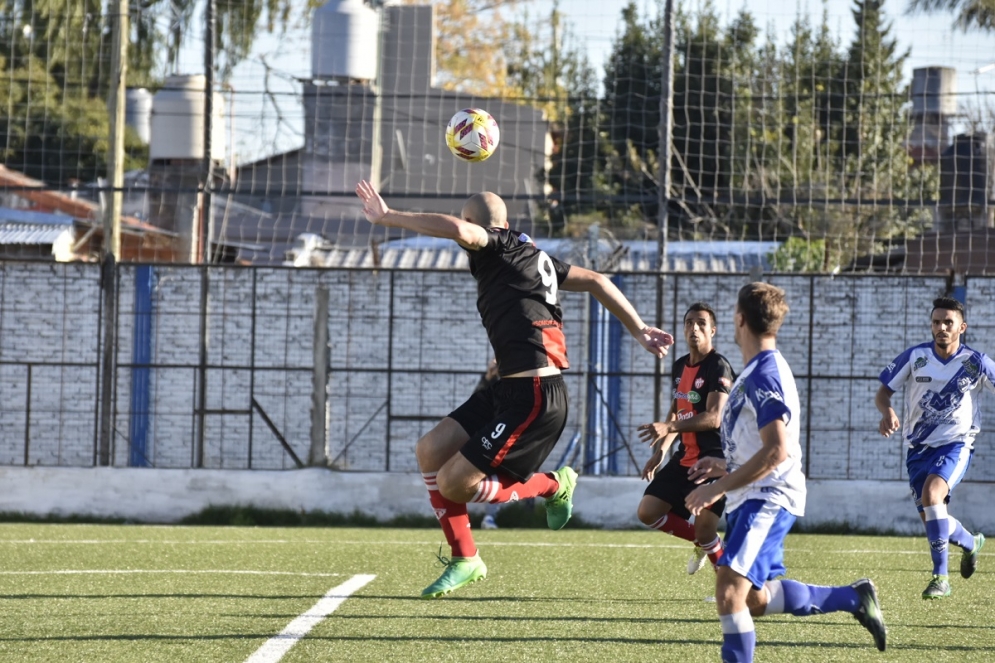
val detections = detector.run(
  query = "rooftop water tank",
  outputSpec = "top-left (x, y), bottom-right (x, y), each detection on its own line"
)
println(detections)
top-left (125, 88), bottom-right (152, 144)
top-left (149, 75), bottom-right (226, 161)
top-left (312, 0), bottom-right (379, 82)
top-left (912, 67), bottom-right (958, 117)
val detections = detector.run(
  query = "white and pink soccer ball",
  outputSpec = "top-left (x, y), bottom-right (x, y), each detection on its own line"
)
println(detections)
top-left (445, 108), bottom-right (500, 163)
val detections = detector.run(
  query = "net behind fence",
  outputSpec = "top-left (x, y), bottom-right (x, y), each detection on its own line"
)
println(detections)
top-left (2, 1), bottom-right (994, 270)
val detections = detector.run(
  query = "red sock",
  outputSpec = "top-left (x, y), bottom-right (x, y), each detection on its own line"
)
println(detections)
top-left (423, 473), bottom-right (476, 558)
top-left (649, 513), bottom-right (697, 543)
top-left (469, 472), bottom-right (559, 504)
top-left (700, 535), bottom-right (724, 567)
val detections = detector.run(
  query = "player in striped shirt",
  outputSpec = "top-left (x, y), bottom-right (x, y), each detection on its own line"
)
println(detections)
top-left (876, 297), bottom-right (994, 599)
top-left (687, 283), bottom-right (886, 662)
top-left (355, 181), bottom-right (674, 599)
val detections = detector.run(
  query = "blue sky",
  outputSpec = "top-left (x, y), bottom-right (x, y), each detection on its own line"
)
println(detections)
top-left (174, 0), bottom-right (995, 164)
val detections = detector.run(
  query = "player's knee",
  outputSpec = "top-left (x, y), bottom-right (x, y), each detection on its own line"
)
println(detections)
top-left (636, 498), bottom-right (667, 526)
top-left (437, 471), bottom-right (474, 504)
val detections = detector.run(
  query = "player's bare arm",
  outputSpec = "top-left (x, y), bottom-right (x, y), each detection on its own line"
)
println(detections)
top-left (637, 400), bottom-right (678, 446)
top-left (686, 418), bottom-right (789, 515)
top-left (641, 391), bottom-right (729, 442)
top-left (688, 456), bottom-right (728, 485)
top-left (874, 384), bottom-right (900, 437)
top-left (560, 265), bottom-right (674, 356)
top-left (355, 180), bottom-right (488, 250)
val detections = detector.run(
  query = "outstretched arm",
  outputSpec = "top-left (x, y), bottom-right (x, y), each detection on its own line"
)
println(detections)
top-left (355, 180), bottom-right (488, 250)
top-left (560, 265), bottom-right (674, 357)
top-left (686, 418), bottom-right (788, 515)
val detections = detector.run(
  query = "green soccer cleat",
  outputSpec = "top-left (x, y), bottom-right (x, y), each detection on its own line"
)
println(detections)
top-left (851, 578), bottom-right (887, 652)
top-left (420, 553), bottom-right (487, 599)
top-left (960, 532), bottom-right (985, 579)
top-left (545, 466), bottom-right (578, 530)
top-left (921, 574), bottom-right (951, 600)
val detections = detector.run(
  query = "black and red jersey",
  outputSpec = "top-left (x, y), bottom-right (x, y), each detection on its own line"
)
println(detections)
top-left (670, 349), bottom-right (735, 467)
top-left (467, 228), bottom-right (572, 376)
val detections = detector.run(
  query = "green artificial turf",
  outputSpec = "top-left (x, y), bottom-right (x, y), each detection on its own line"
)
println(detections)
top-left (0, 524), bottom-right (990, 662)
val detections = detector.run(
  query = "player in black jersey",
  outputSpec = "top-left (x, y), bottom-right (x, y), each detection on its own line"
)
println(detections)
top-left (356, 180), bottom-right (674, 598)
top-left (636, 302), bottom-right (735, 575)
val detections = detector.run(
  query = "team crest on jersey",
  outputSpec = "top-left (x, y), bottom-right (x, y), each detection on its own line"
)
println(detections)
top-left (694, 377), bottom-right (705, 389)
top-left (914, 356), bottom-right (928, 370)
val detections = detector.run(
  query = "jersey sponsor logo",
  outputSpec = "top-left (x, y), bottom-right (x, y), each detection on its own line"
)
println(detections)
top-left (694, 377), bottom-right (705, 389)
top-left (917, 389), bottom-right (962, 425)
top-left (755, 388), bottom-right (783, 408)
top-left (433, 508), bottom-right (447, 519)
top-left (886, 361), bottom-right (896, 372)
top-left (963, 358), bottom-right (980, 378)
top-left (677, 410), bottom-right (694, 421)
top-left (675, 390), bottom-right (701, 403)
top-left (915, 376), bottom-right (932, 382)
top-left (509, 491), bottom-right (520, 502)
top-left (914, 356), bottom-right (928, 370)
top-left (480, 437), bottom-right (493, 450)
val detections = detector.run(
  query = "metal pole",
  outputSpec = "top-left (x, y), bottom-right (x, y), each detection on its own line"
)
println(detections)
top-left (203, 0), bottom-right (216, 263)
top-left (310, 285), bottom-right (330, 465)
top-left (653, 0), bottom-right (676, 422)
top-left (195, 0), bottom-right (216, 467)
top-left (99, 0), bottom-right (128, 466)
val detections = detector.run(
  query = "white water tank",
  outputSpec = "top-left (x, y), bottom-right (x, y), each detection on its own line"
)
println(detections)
top-left (149, 75), bottom-right (226, 161)
top-left (912, 67), bottom-right (957, 117)
top-left (125, 88), bottom-right (152, 144)
top-left (312, 0), bottom-right (379, 82)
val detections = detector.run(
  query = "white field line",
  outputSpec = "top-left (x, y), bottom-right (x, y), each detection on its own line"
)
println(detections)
top-left (0, 538), bottom-right (970, 555)
top-left (244, 574), bottom-right (375, 663)
top-left (0, 569), bottom-right (346, 577)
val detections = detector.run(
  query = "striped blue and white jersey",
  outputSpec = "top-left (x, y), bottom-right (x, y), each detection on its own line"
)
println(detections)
top-left (879, 342), bottom-right (995, 450)
top-left (721, 349), bottom-right (806, 517)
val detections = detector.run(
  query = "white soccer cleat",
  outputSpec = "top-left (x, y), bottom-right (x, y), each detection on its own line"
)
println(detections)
top-left (687, 545), bottom-right (708, 575)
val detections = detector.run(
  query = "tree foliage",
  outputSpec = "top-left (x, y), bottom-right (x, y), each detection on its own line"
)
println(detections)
top-left (907, 0), bottom-right (995, 32)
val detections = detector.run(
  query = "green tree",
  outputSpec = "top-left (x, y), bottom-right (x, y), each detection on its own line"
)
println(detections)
top-left (907, 0), bottom-right (995, 31)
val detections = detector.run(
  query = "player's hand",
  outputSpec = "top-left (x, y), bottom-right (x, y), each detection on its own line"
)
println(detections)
top-left (355, 180), bottom-right (389, 224)
top-left (641, 448), bottom-right (663, 481)
top-left (638, 327), bottom-right (674, 358)
top-left (637, 421), bottom-right (672, 446)
top-left (688, 456), bottom-right (727, 484)
top-left (686, 483), bottom-right (724, 516)
top-left (879, 411), bottom-right (900, 437)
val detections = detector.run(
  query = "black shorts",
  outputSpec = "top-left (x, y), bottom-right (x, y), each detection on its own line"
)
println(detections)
top-left (449, 375), bottom-right (568, 482)
top-left (643, 454), bottom-right (726, 521)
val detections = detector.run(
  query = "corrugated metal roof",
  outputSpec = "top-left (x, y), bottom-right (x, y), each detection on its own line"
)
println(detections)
top-left (0, 222), bottom-right (72, 245)
top-left (0, 207), bottom-right (74, 225)
top-left (305, 238), bottom-right (779, 271)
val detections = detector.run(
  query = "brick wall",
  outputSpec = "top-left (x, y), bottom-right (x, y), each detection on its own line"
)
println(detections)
top-left (1, 262), bottom-right (992, 482)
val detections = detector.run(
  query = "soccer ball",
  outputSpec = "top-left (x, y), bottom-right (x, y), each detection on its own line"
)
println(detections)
top-left (445, 108), bottom-right (500, 163)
